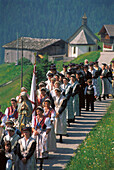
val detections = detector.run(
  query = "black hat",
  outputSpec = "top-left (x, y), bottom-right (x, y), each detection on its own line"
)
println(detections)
top-left (111, 60), bottom-right (114, 63)
top-left (63, 77), bottom-right (69, 81)
top-left (36, 106), bottom-right (44, 112)
top-left (63, 65), bottom-right (68, 68)
top-left (80, 62), bottom-right (84, 66)
top-left (94, 61), bottom-right (98, 64)
top-left (41, 87), bottom-right (46, 91)
top-left (84, 65), bottom-right (88, 68)
top-left (47, 72), bottom-right (53, 77)
top-left (22, 127), bottom-right (31, 132)
top-left (59, 73), bottom-right (65, 78)
top-left (69, 63), bottom-right (73, 67)
top-left (89, 62), bottom-right (94, 66)
top-left (87, 79), bottom-right (92, 83)
top-left (102, 63), bottom-right (106, 66)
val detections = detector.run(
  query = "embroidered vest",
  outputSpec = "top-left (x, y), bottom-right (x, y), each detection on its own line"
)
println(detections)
top-left (8, 106), bottom-right (18, 119)
top-left (86, 85), bottom-right (94, 95)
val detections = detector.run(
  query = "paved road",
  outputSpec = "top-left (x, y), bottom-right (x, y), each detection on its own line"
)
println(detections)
top-left (37, 98), bottom-right (112, 170)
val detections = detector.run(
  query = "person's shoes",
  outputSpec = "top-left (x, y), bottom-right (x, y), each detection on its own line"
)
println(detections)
top-left (98, 96), bottom-right (101, 101)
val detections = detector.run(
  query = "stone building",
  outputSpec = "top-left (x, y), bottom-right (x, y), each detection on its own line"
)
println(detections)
top-left (98, 25), bottom-right (114, 51)
top-left (2, 37), bottom-right (68, 64)
top-left (67, 13), bottom-right (99, 58)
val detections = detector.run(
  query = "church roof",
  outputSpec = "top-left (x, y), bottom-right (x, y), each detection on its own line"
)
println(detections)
top-left (68, 24), bottom-right (99, 45)
top-left (67, 13), bottom-right (99, 45)
top-left (2, 37), bottom-right (66, 50)
top-left (69, 29), bottom-right (96, 45)
top-left (99, 25), bottom-right (114, 37)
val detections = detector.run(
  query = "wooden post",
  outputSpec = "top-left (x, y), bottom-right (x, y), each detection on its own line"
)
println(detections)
top-left (21, 37), bottom-right (23, 87)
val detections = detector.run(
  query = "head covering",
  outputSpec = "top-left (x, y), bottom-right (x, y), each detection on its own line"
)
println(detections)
top-left (71, 74), bottom-right (76, 78)
top-left (102, 63), bottom-right (106, 66)
top-left (45, 98), bottom-right (51, 103)
top-left (63, 65), bottom-right (68, 68)
top-left (5, 120), bottom-right (14, 125)
top-left (63, 77), bottom-right (69, 81)
top-left (47, 72), bottom-right (53, 77)
top-left (22, 126), bottom-right (31, 132)
top-left (89, 62), bottom-right (94, 66)
top-left (41, 87), bottom-right (46, 91)
top-left (84, 65), bottom-right (88, 68)
top-left (111, 60), bottom-right (114, 63)
top-left (20, 91), bottom-right (27, 97)
top-left (11, 98), bottom-right (16, 102)
top-left (87, 79), bottom-right (92, 83)
top-left (7, 127), bottom-right (15, 132)
top-left (21, 87), bottom-right (27, 91)
top-left (36, 106), bottom-right (44, 112)
top-left (55, 88), bottom-right (61, 92)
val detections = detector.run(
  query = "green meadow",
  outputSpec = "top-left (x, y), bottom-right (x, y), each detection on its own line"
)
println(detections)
top-left (66, 100), bottom-right (114, 170)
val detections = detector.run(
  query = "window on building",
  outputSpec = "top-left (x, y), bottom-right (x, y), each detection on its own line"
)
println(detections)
top-left (73, 47), bottom-right (76, 54)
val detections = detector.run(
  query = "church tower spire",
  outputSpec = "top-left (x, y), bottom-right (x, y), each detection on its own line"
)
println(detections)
top-left (82, 13), bottom-right (87, 25)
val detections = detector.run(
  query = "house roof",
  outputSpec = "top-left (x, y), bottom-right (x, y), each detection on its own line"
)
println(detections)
top-left (67, 23), bottom-right (99, 45)
top-left (98, 25), bottom-right (114, 37)
top-left (2, 37), bottom-right (66, 50)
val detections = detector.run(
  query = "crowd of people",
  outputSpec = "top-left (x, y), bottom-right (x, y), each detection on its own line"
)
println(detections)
top-left (0, 59), bottom-right (114, 170)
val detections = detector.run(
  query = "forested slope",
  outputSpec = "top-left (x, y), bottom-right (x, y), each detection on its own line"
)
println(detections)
top-left (0, 0), bottom-right (114, 63)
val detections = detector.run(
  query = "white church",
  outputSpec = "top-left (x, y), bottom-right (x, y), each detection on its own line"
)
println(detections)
top-left (67, 13), bottom-right (99, 58)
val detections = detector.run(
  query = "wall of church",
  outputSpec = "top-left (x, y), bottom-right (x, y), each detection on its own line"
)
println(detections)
top-left (68, 44), bottom-right (97, 58)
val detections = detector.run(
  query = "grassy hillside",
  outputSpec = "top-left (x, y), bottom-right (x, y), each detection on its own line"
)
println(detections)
top-left (0, 63), bottom-right (32, 85)
top-left (0, 64), bottom-right (33, 112)
top-left (56, 51), bottom-right (100, 72)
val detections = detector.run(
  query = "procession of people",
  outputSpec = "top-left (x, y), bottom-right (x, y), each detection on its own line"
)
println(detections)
top-left (0, 59), bottom-right (114, 170)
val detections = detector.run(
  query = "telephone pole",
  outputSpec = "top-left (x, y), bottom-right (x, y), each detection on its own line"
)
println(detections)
top-left (21, 37), bottom-right (23, 87)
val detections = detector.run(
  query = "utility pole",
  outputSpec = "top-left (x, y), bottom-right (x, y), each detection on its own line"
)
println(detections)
top-left (16, 32), bottom-right (19, 65)
top-left (21, 37), bottom-right (23, 87)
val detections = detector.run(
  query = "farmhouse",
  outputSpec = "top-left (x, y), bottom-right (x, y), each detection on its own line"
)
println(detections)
top-left (2, 37), bottom-right (68, 64)
top-left (98, 25), bottom-right (114, 51)
top-left (67, 13), bottom-right (99, 58)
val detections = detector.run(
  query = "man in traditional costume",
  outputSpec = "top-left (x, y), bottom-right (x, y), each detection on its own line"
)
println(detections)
top-left (84, 79), bottom-right (97, 111)
top-left (60, 65), bottom-right (68, 77)
top-left (53, 88), bottom-right (67, 143)
top-left (16, 127), bottom-right (36, 170)
top-left (18, 92), bottom-right (33, 130)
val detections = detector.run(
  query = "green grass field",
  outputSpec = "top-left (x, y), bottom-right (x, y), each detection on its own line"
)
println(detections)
top-left (65, 100), bottom-right (114, 170)
top-left (56, 51), bottom-right (100, 72)
top-left (0, 63), bottom-right (32, 85)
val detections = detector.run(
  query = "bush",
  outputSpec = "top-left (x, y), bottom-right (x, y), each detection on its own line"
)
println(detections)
top-left (18, 57), bottom-right (32, 65)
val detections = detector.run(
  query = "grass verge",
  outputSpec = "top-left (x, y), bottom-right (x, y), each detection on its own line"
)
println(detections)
top-left (65, 100), bottom-right (114, 170)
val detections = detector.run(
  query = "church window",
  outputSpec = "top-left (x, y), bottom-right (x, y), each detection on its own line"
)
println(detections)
top-left (73, 46), bottom-right (76, 54)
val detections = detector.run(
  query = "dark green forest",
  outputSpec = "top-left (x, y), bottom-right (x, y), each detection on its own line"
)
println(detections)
top-left (0, 0), bottom-right (114, 63)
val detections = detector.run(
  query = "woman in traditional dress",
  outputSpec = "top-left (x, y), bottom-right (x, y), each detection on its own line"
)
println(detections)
top-left (100, 63), bottom-right (109, 100)
top-left (44, 99), bottom-right (56, 152)
top-left (32, 106), bottom-right (51, 169)
top-left (53, 88), bottom-right (67, 143)
top-left (16, 126), bottom-right (36, 170)
top-left (61, 77), bottom-right (74, 126)
top-left (70, 74), bottom-right (80, 117)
